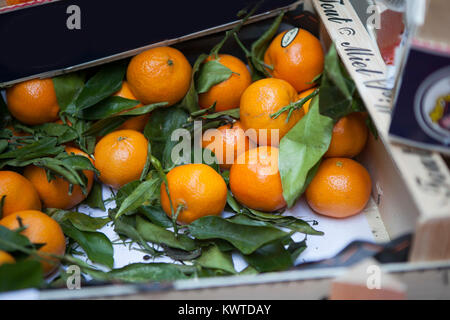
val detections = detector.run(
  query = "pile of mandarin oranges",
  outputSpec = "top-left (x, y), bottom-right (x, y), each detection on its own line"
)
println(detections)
top-left (0, 27), bottom-right (372, 274)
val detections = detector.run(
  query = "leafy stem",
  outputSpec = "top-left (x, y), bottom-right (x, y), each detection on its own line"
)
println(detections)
top-left (233, 34), bottom-right (274, 71)
top-left (172, 204), bottom-right (185, 237)
top-left (0, 195), bottom-right (5, 220)
top-left (209, 2), bottom-right (261, 58)
top-left (188, 102), bottom-right (216, 120)
top-left (271, 89), bottom-right (319, 122)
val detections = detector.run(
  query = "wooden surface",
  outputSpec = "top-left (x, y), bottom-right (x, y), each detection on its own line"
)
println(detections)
top-left (312, 0), bottom-right (450, 262)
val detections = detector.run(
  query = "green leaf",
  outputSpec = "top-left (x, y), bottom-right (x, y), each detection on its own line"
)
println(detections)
top-left (279, 97), bottom-right (334, 207)
top-left (247, 208), bottom-right (285, 220)
top-left (80, 96), bottom-right (139, 120)
top-left (244, 240), bottom-right (293, 272)
top-left (288, 238), bottom-right (307, 262)
top-left (31, 157), bottom-right (90, 191)
top-left (138, 205), bottom-right (173, 228)
top-left (120, 102), bottom-right (168, 116)
top-left (115, 180), bottom-right (141, 208)
top-left (52, 73), bottom-right (85, 112)
top-left (59, 152), bottom-right (97, 175)
top-left (0, 195), bottom-right (5, 219)
top-left (195, 245), bottom-right (236, 274)
top-left (249, 12), bottom-right (284, 80)
top-left (276, 217), bottom-right (324, 236)
top-left (226, 193), bottom-right (324, 235)
top-left (34, 122), bottom-right (78, 145)
top-left (0, 137), bottom-right (62, 162)
top-left (0, 260), bottom-right (44, 292)
top-left (196, 59), bottom-right (233, 94)
top-left (75, 61), bottom-right (127, 112)
top-left (49, 209), bottom-right (109, 233)
top-left (177, 54), bottom-right (208, 113)
top-left (200, 108), bottom-right (240, 120)
top-left (115, 177), bottom-right (161, 219)
top-left (114, 216), bottom-right (157, 255)
top-left (136, 216), bottom-right (197, 252)
top-left (140, 143), bottom-right (153, 181)
top-left (188, 216), bottom-right (289, 255)
top-left (228, 214), bottom-right (272, 227)
top-left (84, 180), bottom-right (106, 210)
top-left (81, 103), bottom-right (165, 139)
top-left (143, 107), bottom-right (189, 167)
top-left (106, 263), bottom-right (190, 283)
top-left (67, 117), bottom-right (96, 153)
top-left (0, 140), bottom-right (7, 154)
top-left (161, 245), bottom-right (202, 262)
top-left (0, 226), bottom-right (34, 252)
top-left (319, 44), bottom-right (357, 120)
top-left (83, 117), bottom-right (126, 138)
top-left (226, 191), bottom-right (244, 214)
top-left (0, 94), bottom-right (10, 128)
top-left (61, 221), bottom-right (114, 269)
top-left (239, 265), bottom-right (259, 275)
top-left (65, 212), bottom-right (110, 232)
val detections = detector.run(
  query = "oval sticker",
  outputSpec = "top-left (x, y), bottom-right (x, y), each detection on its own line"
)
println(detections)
top-left (281, 28), bottom-right (299, 48)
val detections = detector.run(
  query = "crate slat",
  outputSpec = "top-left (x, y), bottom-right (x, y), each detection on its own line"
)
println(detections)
top-left (312, 0), bottom-right (450, 262)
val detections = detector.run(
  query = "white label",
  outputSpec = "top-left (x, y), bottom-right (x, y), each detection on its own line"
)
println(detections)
top-left (281, 28), bottom-right (299, 48)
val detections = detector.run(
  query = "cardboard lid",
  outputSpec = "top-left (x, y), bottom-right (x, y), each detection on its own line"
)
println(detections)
top-left (0, 0), bottom-right (299, 87)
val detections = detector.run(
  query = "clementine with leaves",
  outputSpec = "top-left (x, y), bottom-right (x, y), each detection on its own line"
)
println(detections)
top-left (202, 121), bottom-right (254, 170)
top-left (240, 78), bottom-right (304, 146)
top-left (0, 210), bottom-right (66, 275)
top-left (160, 164), bottom-right (227, 224)
top-left (264, 28), bottom-right (324, 92)
top-left (94, 129), bottom-right (148, 189)
top-left (0, 171), bottom-right (42, 217)
top-left (199, 54), bottom-right (252, 111)
top-left (230, 146), bottom-right (286, 212)
top-left (127, 46), bottom-right (192, 107)
top-left (6, 79), bottom-right (61, 125)
top-left (306, 158), bottom-right (372, 218)
top-left (24, 147), bottom-right (94, 210)
top-left (113, 81), bottom-right (149, 132)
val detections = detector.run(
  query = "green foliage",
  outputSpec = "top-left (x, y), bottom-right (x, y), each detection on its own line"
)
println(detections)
top-left (0, 261), bottom-right (44, 293)
top-left (278, 97), bottom-right (334, 208)
top-left (143, 107), bottom-right (190, 168)
top-left (196, 59), bottom-right (233, 94)
top-left (0, 10), bottom-right (375, 291)
top-left (52, 73), bottom-right (85, 112)
top-left (74, 61), bottom-right (127, 114)
top-left (188, 216), bottom-right (289, 255)
top-left (83, 180), bottom-right (106, 210)
top-left (136, 216), bottom-right (197, 251)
